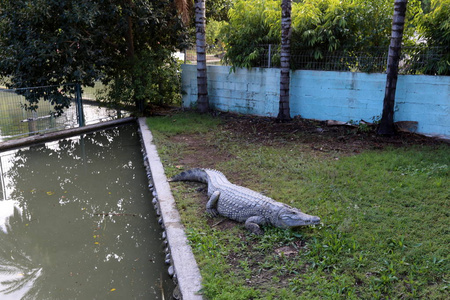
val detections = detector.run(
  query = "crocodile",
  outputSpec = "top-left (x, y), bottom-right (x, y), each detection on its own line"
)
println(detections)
top-left (170, 168), bottom-right (321, 234)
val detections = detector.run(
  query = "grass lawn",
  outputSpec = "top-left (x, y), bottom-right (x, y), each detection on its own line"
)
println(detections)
top-left (147, 111), bottom-right (449, 300)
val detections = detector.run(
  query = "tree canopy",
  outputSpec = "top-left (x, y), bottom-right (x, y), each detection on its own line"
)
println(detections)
top-left (221, 0), bottom-right (447, 74)
top-left (417, 0), bottom-right (450, 74)
top-left (222, 0), bottom-right (406, 68)
top-left (0, 0), bottom-right (188, 114)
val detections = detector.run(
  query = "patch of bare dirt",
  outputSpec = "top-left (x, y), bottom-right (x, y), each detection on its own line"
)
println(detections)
top-left (166, 110), bottom-right (447, 172)
top-left (171, 135), bottom-right (218, 168)
top-left (218, 112), bottom-right (446, 152)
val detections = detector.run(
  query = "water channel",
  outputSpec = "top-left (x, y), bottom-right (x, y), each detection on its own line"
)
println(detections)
top-left (0, 124), bottom-right (174, 299)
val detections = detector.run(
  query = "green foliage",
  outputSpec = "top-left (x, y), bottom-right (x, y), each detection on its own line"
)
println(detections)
top-left (222, 0), bottom-right (438, 72)
top-left (290, 0), bottom-right (365, 69)
top-left (206, 0), bottom-right (234, 22)
top-left (420, 0), bottom-right (432, 13)
top-left (0, 0), bottom-right (188, 114)
top-left (206, 20), bottom-right (228, 50)
top-left (187, 228), bottom-right (224, 258)
top-left (292, 0), bottom-right (357, 49)
top-left (97, 49), bottom-right (182, 111)
top-left (0, 0), bottom-right (101, 113)
top-left (222, 0), bottom-right (281, 68)
top-left (416, 0), bottom-right (450, 75)
top-left (180, 0), bottom-right (232, 49)
top-left (223, 0), bottom-right (397, 69)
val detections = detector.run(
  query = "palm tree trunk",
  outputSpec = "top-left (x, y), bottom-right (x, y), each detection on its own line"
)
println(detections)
top-left (195, 0), bottom-right (209, 113)
top-left (174, 0), bottom-right (191, 25)
top-left (277, 0), bottom-right (292, 121)
top-left (378, 0), bottom-right (408, 135)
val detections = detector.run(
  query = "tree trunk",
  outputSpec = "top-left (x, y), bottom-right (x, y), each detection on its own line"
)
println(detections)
top-left (277, 0), bottom-right (292, 122)
top-left (124, 0), bottom-right (135, 59)
top-left (123, 0), bottom-right (144, 113)
top-left (378, 0), bottom-right (408, 135)
top-left (195, 0), bottom-right (209, 113)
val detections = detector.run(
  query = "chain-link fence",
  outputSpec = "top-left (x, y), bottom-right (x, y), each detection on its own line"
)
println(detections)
top-left (258, 45), bottom-right (392, 73)
top-left (0, 84), bottom-right (128, 142)
top-left (183, 45), bottom-right (447, 75)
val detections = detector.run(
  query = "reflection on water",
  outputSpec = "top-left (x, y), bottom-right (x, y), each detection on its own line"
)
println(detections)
top-left (0, 93), bottom-right (130, 142)
top-left (0, 124), bottom-right (173, 299)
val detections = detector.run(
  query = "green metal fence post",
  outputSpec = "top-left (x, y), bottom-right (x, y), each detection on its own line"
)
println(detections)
top-left (75, 83), bottom-right (85, 127)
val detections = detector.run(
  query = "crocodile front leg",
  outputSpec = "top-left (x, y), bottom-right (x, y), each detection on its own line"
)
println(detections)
top-left (245, 216), bottom-right (266, 235)
top-left (206, 190), bottom-right (220, 217)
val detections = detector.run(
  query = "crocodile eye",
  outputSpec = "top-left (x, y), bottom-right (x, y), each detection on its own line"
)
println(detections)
top-left (280, 211), bottom-right (295, 219)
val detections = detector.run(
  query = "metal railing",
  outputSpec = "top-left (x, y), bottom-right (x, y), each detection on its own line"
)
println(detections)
top-left (0, 83), bottom-right (128, 142)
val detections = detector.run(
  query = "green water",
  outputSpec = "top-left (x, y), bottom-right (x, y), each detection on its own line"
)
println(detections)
top-left (0, 124), bottom-right (174, 299)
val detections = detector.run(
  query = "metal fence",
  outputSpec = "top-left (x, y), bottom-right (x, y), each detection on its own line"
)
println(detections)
top-left (183, 45), bottom-right (447, 75)
top-left (256, 45), bottom-right (392, 73)
top-left (0, 83), bottom-right (128, 142)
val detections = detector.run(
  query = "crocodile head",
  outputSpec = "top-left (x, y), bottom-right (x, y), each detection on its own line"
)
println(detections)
top-left (276, 207), bottom-right (321, 228)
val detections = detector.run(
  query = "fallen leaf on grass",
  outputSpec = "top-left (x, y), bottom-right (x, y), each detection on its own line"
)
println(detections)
top-left (274, 246), bottom-right (298, 256)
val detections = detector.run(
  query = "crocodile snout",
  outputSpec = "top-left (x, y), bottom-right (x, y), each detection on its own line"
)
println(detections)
top-left (309, 216), bottom-right (321, 224)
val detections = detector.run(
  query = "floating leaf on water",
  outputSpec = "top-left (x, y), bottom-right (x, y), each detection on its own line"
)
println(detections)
top-left (110, 288), bottom-right (116, 292)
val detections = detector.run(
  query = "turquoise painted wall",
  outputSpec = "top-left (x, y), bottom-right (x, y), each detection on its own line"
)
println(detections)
top-left (181, 64), bottom-right (450, 138)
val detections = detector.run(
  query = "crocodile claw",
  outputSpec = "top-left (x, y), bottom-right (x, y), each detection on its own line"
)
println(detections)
top-left (207, 208), bottom-right (219, 218)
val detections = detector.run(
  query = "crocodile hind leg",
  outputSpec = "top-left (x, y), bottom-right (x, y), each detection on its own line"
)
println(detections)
top-left (206, 191), bottom-right (220, 217)
top-left (245, 216), bottom-right (266, 235)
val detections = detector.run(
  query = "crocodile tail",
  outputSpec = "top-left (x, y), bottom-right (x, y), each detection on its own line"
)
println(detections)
top-left (169, 168), bottom-right (208, 183)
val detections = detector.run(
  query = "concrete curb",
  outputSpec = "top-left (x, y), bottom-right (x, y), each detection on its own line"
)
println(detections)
top-left (137, 118), bottom-right (203, 300)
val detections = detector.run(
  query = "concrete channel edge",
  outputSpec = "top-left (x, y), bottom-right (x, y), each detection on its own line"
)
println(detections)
top-left (137, 118), bottom-right (204, 300)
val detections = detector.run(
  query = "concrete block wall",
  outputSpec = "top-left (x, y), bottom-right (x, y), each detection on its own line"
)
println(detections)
top-left (181, 64), bottom-right (450, 138)
top-left (289, 70), bottom-right (385, 123)
top-left (395, 75), bottom-right (449, 137)
top-left (182, 65), bottom-right (281, 116)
